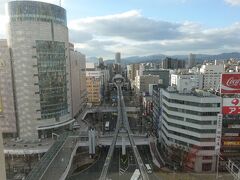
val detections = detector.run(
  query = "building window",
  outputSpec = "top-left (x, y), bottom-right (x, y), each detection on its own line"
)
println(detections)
top-left (36, 40), bottom-right (68, 120)
top-left (203, 156), bottom-right (213, 160)
top-left (202, 163), bottom-right (212, 171)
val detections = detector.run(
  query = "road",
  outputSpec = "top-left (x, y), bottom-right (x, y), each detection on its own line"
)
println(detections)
top-left (41, 137), bottom-right (76, 180)
top-left (67, 147), bottom-right (108, 180)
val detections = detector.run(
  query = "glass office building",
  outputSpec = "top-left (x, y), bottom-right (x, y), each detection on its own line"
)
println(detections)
top-left (7, 1), bottom-right (72, 141)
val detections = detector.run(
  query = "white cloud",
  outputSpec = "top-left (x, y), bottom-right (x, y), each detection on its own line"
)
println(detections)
top-left (68, 10), bottom-right (240, 58)
top-left (225, 0), bottom-right (240, 6)
top-left (0, 5), bottom-right (240, 58)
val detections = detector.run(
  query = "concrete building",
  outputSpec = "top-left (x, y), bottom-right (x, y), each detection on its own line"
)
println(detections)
top-left (85, 68), bottom-right (109, 105)
top-left (127, 63), bottom-right (140, 89)
top-left (0, 131), bottom-right (6, 180)
top-left (152, 85), bottom-right (161, 137)
top-left (115, 52), bottom-right (121, 64)
top-left (200, 62), bottom-right (224, 90)
top-left (187, 53), bottom-right (196, 68)
top-left (69, 44), bottom-right (87, 118)
top-left (160, 88), bottom-right (221, 172)
top-left (135, 75), bottom-right (159, 94)
top-left (143, 69), bottom-right (170, 88)
top-left (86, 73), bottom-right (102, 105)
top-left (0, 40), bottom-right (17, 137)
top-left (162, 57), bottom-right (185, 69)
top-left (6, 1), bottom-right (72, 141)
top-left (171, 73), bottom-right (203, 91)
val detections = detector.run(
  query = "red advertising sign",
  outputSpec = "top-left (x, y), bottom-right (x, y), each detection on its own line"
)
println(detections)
top-left (221, 73), bottom-right (240, 94)
top-left (222, 98), bottom-right (240, 115)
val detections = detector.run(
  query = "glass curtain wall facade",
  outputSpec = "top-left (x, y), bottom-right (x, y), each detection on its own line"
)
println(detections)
top-left (36, 40), bottom-right (68, 120)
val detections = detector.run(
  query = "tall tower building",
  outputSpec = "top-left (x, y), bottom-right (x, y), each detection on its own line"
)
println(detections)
top-left (6, 1), bottom-right (72, 141)
top-left (0, 131), bottom-right (6, 180)
top-left (115, 52), bottom-right (121, 64)
top-left (187, 53), bottom-right (196, 68)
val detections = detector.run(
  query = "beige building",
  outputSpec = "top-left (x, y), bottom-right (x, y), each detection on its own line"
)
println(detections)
top-left (135, 75), bottom-right (160, 94)
top-left (0, 39), bottom-right (17, 136)
top-left (200, 62), bottom-right (224, 90)
top-left (86, 75), bottom-right (102, 105)
top-left (0, 131), bottom-right (6, 180)
top-left (69, 44), bottom-right (87, 117)
top-left (6, 1), bottom-right (72, 141)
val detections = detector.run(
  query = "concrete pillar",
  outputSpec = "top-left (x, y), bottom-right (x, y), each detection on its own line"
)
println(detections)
top-left (88, 130), bottom-right (92, 154)
top-left (92, 129), bottom-right (96, 154)
top-left (0, 131), bottom-right (6, 180)
top-left (122, 136), bottom-right (126, 155)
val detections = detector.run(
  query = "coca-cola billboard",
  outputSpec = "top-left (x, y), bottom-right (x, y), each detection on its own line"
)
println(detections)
top-left (221, 73), bottom-right (240, 94)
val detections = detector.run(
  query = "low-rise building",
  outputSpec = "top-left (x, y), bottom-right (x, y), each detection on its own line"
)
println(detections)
top-left (171, 73), bottom-right (203, 91)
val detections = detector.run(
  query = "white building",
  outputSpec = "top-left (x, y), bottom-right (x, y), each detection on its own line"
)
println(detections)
top-left (69, 44), bottom-right (87, 118)
top-left (171, 73), bottom-right (203, 92)
top-left (0, 131), bottom-right (6, 180)
top-left (160, 88), bottom-right (221, 172)
top-left (0, 40), bottom-right (17, 136)
top-left (200, 62), bottom-right (224, 90)
top-left (6, 1), bottom-right (72, 141)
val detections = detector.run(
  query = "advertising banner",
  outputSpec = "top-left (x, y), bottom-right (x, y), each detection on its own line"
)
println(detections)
top-left (222, 98), bottom-right (240, 115)
top-left (223, 141), bottom-right (240, 146)
top-left (221, 73), bottom-right (240, 94)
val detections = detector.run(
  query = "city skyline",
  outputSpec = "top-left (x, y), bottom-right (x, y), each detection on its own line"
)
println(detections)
top-left (1, 0), bottom-right (240, 58)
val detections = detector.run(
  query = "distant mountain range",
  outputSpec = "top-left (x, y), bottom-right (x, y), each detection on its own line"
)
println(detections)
top-left (100, 52), bottom-right (240, 65)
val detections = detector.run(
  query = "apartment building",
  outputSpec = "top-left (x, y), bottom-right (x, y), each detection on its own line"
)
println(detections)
top-left (200, 62), bottom-right (224, 90)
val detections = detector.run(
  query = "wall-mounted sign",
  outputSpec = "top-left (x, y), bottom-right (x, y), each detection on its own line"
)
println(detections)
top-left (222, 98), bottom-right (240, 115)
top-left (221, 73), bottom-right (240, 94)
top-left (215, 114), bottom-right (223, 152)
top-left (223, 141), bottom-right (240, 146)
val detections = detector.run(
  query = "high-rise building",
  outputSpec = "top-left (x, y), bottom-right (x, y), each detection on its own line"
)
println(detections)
top-left (187, 53), bottom-right (196, 68)
top-left (86, 71), bottom-right (103, 105)
top-left (135, 75), bottom-right (159, 94)
top-left (69, 43), bottom-right (87, 118)
top-left (200, 62), bottom-right (224, 90)
top-left (162, 57), bottom-right (185, 69)
top-left (115, 52), bottom-right (121, 64)
top-left (219, 73), bottom-right (240, 171)
top-left (160, 88), bottom-right (221, 172)
top-left (0, 40), bottom-right (17, 136)
top-left (143, 69), bottom-right (170, 88)
top-left (6, 1), bottom-right (72, 141)
top-left (0, 131), bottom-right (6, 180)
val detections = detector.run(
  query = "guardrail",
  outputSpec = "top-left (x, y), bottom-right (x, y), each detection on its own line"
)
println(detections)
top-left (25, 132), bottom-right (70, 180)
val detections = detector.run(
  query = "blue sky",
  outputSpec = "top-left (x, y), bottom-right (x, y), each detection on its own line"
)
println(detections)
top-left (64, 0), bottom-right (240, 28)
top-left (1, 0), bottom-right (240, 58)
